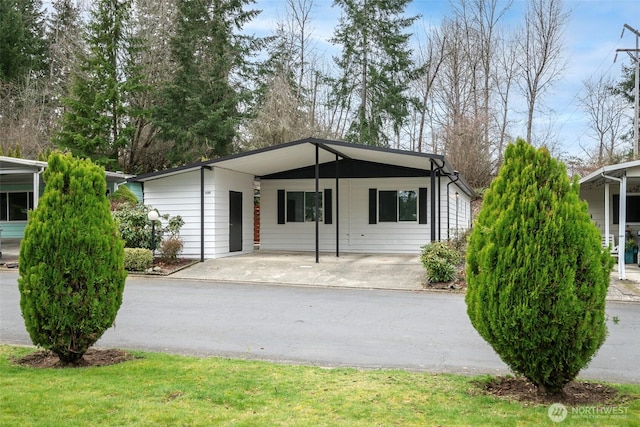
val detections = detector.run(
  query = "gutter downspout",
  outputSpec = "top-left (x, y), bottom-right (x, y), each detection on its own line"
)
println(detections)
top-left (446, 171), bottom-right (460, 240)
top-left (602, 172), bottom-right (626, 279)
top-left (335, 154), bottom-right (339, 258)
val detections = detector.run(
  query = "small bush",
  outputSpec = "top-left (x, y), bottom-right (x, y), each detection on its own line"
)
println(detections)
top-left (124, 248), bottom-right (154, 271)
top-left (420, 242), bottom-right (462, 283)
top-left (449, 228), bottom-right (470, 254)
top-left (112, 203), bottom-right (184, 249)
top-left (110, 185), bottom-right (138, 209)
top-left (159, 238), bottom-right (184, 264)
top-left (112, 204), bottom-right (157, 249)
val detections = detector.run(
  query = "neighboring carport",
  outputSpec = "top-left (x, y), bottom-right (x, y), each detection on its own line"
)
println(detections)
top-left (580, 159), bottom-right (640, 280)
top-left (0, 156), bottom-right (131, 239)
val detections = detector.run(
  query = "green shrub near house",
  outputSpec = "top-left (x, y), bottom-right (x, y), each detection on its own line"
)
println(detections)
top-left (112, 203), bottom-right (184, 251)
top-left (420, 242), bottom-right (462, 283)
top-left (124, 248), bottom-right (154, 271)
top-left (110, 184), bottom-right (138, 207)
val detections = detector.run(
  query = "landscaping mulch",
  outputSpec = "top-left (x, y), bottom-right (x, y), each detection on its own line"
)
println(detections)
top-left (12, 348), bottom-right (137, 369)
top-left (142, 258), bottom-right (199, 275)
top-left (474, 376), bottom-right (630, 406)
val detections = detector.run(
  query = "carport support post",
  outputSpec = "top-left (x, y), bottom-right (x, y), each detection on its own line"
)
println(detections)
top-left (430, 161), bottom-right (436, 242)
top-left (335, 153), bottom-right (339, 258)
top-left (315, 143), bottom-right (320, 263)
top-left (619, 175), bottom-right (627, 279)
top-left (603, 172), bottom-right (627, 279)
top-left (200, 166), bottom-right (205, 263)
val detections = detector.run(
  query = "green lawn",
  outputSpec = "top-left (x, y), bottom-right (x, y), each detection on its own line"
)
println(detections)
top-left (0, 345), bottom-right (638, 426)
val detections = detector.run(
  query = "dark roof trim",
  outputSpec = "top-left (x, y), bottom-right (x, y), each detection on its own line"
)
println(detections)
top-left (131, 138), bottom-right (446, 181)
top-left (128, 138), bottom-right (475, 197)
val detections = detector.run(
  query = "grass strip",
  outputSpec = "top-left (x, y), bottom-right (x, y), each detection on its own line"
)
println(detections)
top-left (0, 345), bottom-right (638, 426)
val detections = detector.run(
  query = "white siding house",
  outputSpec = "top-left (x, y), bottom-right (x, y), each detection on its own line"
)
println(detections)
top-left (260, 176), bottom-right (471, 254)
top-left (580, 160), bottom-right (640, 279)
top-left (0, 156), bottom-right (130, 238)
top-left (131, 138), bottom-right (475, 260)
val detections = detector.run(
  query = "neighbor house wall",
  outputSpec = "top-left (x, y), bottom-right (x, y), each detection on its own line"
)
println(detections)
top-left (0, 183), bottom-right (41, 238)
top-left (442, 180), bottom-right (472, 241)
top-left (580, 185), bottom-right (614, 238)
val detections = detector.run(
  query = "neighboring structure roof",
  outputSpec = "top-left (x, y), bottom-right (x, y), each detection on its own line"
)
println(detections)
top-left (0, 156), bottom-right (132, 185)
top-left (131, 138), bottom-right (476, 198)
top-left (579, 159), bottom-right (640, 186)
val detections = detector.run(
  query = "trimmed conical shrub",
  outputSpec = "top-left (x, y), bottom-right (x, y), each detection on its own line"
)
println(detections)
top-left (18, 153), bottom-right (126, 364)
top-left (466, 139), bottom-right (612, 395)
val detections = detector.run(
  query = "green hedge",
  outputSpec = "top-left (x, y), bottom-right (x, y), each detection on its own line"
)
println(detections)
top-left (124, 248), bottom-right (154, 271)
top-left (420, 242), bottom-right (462, 283)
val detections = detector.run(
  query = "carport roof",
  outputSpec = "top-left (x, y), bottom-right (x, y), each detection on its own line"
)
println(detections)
top-left (131, 138), bottom-right (476, 197)
top-left (0, 156), bottom-right (132, 186)
top-left (579, 159), bottom-right (640, 187)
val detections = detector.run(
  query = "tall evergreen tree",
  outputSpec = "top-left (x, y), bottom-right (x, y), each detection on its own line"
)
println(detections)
top-left (121, 0), bottom-right (178, 173)
top-left (330, 0), bottom-right (418, 146)
top-left (613, 64), bottom-right (639, 152)
top-left (18, 153), bottom-right (126, 364)
top-left (0, 0), bottom-right (50, 157)
top-left (154, 0), bottom-right (262, 165)
top-left (0, 0), bottom-right (48, 84)
top-left (52, 0), bottom-right (147, 171)
top-left (466, 139), bottom-right (611, 395)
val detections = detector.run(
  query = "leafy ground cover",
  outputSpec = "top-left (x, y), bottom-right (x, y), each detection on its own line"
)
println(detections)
top-left (1, 345), bottom-right (638, 426)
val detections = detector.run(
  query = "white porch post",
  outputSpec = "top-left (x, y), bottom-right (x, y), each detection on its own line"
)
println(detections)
top-left (619, 175), bottom-right (627, 280)
top-left (604, 183), bottom-right (610, 247)
top-left (33, 170), bottom-right (40, 209)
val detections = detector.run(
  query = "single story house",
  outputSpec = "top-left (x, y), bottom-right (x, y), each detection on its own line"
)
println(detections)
top-left (130, 138), bottom-right (476, 262)
top-left (579, 159), bottom-right (640, 279)
top-left (0, 156), bottom-right (132, 238)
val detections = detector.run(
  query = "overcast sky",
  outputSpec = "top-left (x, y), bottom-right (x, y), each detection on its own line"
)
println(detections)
top-left (247, 0), bottom-right (640, 159)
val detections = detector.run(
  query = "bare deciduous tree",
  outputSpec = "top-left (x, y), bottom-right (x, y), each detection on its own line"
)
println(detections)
top-left (579, 74), bottom-right (629, 165)
top-left (441, 114), bottom-right (493, 188)
top-left (517, 0), bottom-right (569, 146)
top-left (124, 0), bottom-right (177, 173)
top-left (413, 24), bottom-right (448, 153)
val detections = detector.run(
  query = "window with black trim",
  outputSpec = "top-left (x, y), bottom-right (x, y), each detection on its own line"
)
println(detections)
top-left (0, 192), bottom-right (34, 221)
top-left (377, 190), bottom-right (418, 222)
top-left (613, 194), bottom-right (640, 223)
top-left (286, 191), bottom-right (323, 222)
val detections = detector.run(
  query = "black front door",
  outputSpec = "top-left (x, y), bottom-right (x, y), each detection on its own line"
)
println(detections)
top-left (229, 191), bottom-right (243, 252)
